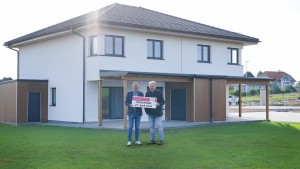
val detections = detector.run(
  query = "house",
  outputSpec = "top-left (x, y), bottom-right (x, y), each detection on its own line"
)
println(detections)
top-left (1, 3), bottom-right (272, 126)
top-left (257, 71), bottom-right (296, 90)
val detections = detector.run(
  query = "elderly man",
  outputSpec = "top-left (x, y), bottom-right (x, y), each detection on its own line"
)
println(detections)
top-left (125, 82), bottom-right (144, 146)
top-left (145, 81), bottom-right (165, 145)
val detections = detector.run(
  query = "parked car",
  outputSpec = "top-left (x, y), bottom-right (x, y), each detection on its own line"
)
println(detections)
top-left (228, 95), bottom-right (239, 105)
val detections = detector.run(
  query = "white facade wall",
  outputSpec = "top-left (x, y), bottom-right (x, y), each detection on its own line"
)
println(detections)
top-left (19, 35), bottom-right (83, 122)
top-left (181, 38), bottom-right (243, 76)
top-left (85, 28), bottom-right (244, 81)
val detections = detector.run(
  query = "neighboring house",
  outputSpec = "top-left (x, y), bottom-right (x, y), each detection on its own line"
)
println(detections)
top-left (257, 71), bottom-right (296, 90)
top-left (1, 3), bottom-right (272, 125)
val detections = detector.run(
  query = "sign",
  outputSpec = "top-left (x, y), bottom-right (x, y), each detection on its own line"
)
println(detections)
top-left (132, 96), bottom-right (157, 109)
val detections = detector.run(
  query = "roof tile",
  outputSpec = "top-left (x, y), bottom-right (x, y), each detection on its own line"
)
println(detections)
top-left (4, 3), bottom-right (259, 46)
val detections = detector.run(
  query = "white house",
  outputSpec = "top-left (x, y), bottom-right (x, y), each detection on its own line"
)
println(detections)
top-left (2, 3), bottom-right (272, 126)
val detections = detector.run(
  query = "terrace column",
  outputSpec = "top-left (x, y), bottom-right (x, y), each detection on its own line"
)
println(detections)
top-left (239, 83), bottom-right (242, 117)
top-left (123, 79), bottom-right (127, 128)
top-left (98, 80), bottom-right (103, 126)
top-left (266, 84), bottom-right (270, 121)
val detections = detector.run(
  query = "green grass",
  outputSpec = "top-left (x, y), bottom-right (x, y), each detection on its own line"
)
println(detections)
top-left (1, 122), bottom-right (300, 169)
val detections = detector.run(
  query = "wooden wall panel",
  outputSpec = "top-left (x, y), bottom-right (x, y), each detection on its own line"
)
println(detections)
top-left (17, 82), bottom-right (28, 123)
top-left (212, 79), bottom-right (226, 121)
top-left (194, 79), bottom-right (210, 122)
top-left (0, 82), bottom-right (17, 123)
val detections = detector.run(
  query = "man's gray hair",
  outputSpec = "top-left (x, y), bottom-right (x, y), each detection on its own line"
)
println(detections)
top-left (149, 81), bottom-right (156, 85)
top-left (132, 81), bottom-right (139, 86)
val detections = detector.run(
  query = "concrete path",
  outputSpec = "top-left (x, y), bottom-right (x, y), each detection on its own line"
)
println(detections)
top-left (228, 111), bottom-right (300, 124)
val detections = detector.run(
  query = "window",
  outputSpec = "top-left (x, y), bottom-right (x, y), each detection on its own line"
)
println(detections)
top-left (147, 39), bottom-right (163, 59)
top-left (197, 45), bottom-right (210, 62)
top-left (105, 35), bottom-right (124, 56)
top-left (90, 35), bottom-right (98, 56)
top-left (228, 48), bottom-right (239, 64)
top-left (51, 88), bottom-right (56, 106)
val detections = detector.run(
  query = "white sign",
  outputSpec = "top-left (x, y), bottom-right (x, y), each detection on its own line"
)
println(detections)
top-left (132, 96), bottom-right (157, 109)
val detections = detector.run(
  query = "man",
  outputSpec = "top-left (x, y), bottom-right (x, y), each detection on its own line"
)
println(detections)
top-left (125, 82), bottom-right (144, 146)
top-left (145, 81), bottom-right (165, 145)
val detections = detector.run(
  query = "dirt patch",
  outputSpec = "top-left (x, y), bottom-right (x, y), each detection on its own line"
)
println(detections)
top-left (286, 100), bottom-right (300, 106)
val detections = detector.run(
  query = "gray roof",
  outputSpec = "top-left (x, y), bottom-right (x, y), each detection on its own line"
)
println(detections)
top-left (4, 3), bottom-right (259, 47)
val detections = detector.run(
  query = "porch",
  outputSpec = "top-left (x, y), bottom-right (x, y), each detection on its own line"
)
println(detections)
top-left (96, 70), bottom-right (273, 129)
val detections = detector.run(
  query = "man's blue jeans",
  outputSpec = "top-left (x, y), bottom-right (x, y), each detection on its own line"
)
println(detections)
top-left (148, 115), bottom-right (164, 141)
top-left (128, 113), bottom-right (141, 141)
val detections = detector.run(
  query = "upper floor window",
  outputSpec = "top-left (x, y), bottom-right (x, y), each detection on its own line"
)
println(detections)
top-left (197, 45), bottom-right (210, 63)
top-left (147, 39), bottom-right (163, 59)
top-left (105, 35), bottom-right (124, 56)
top-left (90, 35), bottom-right (98, 56)
top-left (228, 48), bottom-right (239, 64)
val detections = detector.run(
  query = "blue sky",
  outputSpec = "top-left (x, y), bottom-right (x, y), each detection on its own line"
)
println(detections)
top-left (1, 0), bottom-right (299, 81)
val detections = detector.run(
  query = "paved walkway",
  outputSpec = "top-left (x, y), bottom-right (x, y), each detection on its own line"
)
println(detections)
top-left (18, 106), bottom-right (300, 129)
top-left (229, 111), bottom-right (300, 124)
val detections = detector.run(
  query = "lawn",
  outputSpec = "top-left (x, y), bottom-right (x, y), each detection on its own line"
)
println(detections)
top-left (1, 122), bottom-right (300, 169)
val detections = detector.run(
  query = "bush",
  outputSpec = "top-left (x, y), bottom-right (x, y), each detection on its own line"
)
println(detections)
top-left (249, 89), bottom-right (257, 96)
top-left (233, 90), bottom-right (240, 97)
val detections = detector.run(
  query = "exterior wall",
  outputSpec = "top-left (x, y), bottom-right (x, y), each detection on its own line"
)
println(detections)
top-left (194, 79), bottom-right (210, 122)
top-left (17, 81), bottom-right (48, 123)
top-left (85, 81), bottom-right (99, 122)
top-left (0, 82), bottom-right (17, 123)
top-left (212, 79), bottom-right (226, 121)
top-left (86, 27), bottom-right (244, 81)
top-left (182, 38), bottom-right (243, 76)
top-left (19, 35), bottom-right (83, 122)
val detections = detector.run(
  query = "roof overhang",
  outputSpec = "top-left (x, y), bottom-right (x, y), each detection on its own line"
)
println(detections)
top-left (100, 70), bottom-right (273, 84)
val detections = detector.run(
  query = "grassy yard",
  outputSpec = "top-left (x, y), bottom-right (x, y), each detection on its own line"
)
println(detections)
top-left (1, 122), bottom-right (300, 169)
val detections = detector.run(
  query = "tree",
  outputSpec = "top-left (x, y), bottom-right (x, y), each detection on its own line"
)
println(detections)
top-left (244, 71), bottom-right (254, 77)
top-left (285, 85), bottom-right (297, 93)
top-left (0, 77), bottom-right (13, 82)
top-left (296, 81), bottom-right (300, 86)
top-left (257, 70), bottom-right (263, 77)
top-left (270, 86), bottom-right (282, 94)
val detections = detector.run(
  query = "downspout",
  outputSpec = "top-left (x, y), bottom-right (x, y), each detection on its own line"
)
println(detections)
top-left (72, 28), bottom-right (86, 124)
top-left (7, 46), bottom-right (19, 79)
top-left (209, 78), bottom-right (213, 125)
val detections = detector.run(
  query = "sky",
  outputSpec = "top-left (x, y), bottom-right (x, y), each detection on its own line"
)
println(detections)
top-left (0, 0), bottom-right (299, 81)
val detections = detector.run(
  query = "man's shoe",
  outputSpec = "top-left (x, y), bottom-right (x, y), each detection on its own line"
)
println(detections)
top-left (147, 140), bottom-right (156, 145)
top-left (127, 141), bottom-right (132, 146)
top-left (157, 140), bottom-right (164, 145)
top-left (135, 141), bottom-right (142, 145)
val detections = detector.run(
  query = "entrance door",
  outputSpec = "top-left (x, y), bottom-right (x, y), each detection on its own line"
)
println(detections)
top-left (171, 89), bottom-right (186, 120)
top-left (102, 87), bottom-right (123, 119)
top-left (28, 92), bottom-right (41, 122)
